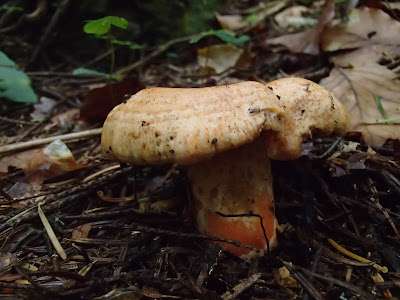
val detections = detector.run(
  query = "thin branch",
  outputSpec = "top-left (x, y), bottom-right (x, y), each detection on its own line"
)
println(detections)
top-left (0, 127), bottom-right (102, 155)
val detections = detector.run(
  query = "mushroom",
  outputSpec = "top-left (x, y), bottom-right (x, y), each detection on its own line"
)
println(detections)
top-left (101, 78), bottom-right (349, 258)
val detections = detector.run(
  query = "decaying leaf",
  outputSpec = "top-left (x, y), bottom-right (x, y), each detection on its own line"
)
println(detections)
top-left (216, 13), bottom-right (247, 31)
top-left (321, 60), bottom-right (400, 146)
top-left (197, 44), bottom-right (244, 74)
top-left (44, 108), bottom-right (80, 131)
top-left (265, 0), bottom-right (335, 54)
top-left (2, 139), bottom-right (85, 199)
top-left (274, 6), bottom-right (315, 29)
top-left (321, 7), bottom-right (400, 51)
top-left (30, 97), bottom-right (57, 121)
top-left (72, 223), bottom-right (92, 239)
top-left (319, 8), bottom-right (400, 146)
top-left (79, 78), bottom-right (144, 121)
top-left (274, 265), bottom-right (299, 287)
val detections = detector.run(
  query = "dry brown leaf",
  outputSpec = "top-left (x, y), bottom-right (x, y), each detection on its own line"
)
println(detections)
top-left (274, 265), bottom-right (299, 287)
top-left (44, 108), bottom-right (80, 131)
top-left (321, 7), bottom-right (400, 52)
top-left (320, 53), bottom-right (400, 146)
top-left (216, 13), bottom-right (247, 31)
top-left (3, 140), bottom-right (85, 199)
top-left (265, 0), bottom-right (335, 54)
top-left (30, 97), bottom-right (57, 121)
top-left (197, 44), bottom-right (244, 74)
top-left (274, 6), bottom-right (315, 29)
top-left (71, 223), bottom-right (92, 239)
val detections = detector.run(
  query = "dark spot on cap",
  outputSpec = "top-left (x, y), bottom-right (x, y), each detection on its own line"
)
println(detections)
top-left (155, 132), bottom-right (160, 138)
top-left (169, 149), bottom-right (175, 153)
top-left (276, 95), bottom-right (281, 100)
top-left (141, 121), bottom-right (146, 126)
top-left (212, 138), bottom-right (218, 144)
top-left (268, 86), bottom-right (273, 90)
top-left (122, 100), bottom-right (127, 104)
top-left (367, 31), bottom-right (376, 39)
top-left (301, 109), bottom-right (305, 114)
top-left (248, 108), bottom-right (260, 114)
top-left (170, 136), bottom-right (174, 140)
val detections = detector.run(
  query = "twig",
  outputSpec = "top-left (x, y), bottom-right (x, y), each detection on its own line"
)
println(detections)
top-left (281, 261), bottom-right (324, 300)
top-left (0, 116), bottom-right (36, 125)
top-left (0, 127), bottom-right (102, 155)
top-left (0, 166), bottom-right (133, 232)
top-left (222, 273), bottom-right (261, 300)
top-left (29, 0), bottom-right (71, 64)
top-left (293, 265), bottom-right (377, 300)
top-left (116, 34), bottom-right (196, 75)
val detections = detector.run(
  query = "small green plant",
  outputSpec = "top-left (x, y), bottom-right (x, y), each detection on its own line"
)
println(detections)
top-left (0, 51), bottom-right (37, 103)
top-left (83, 16), bottom-right (141, 75)
top-left (189, 29), bottom-right (249, 46)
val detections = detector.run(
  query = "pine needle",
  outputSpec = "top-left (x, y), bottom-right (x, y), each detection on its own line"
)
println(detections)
top-left (38, 202), bottom-right (67, 260)
top-left (328, 238), bottom-right (387, 273)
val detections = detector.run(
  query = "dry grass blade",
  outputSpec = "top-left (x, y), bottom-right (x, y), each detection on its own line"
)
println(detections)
top-left (38, 202), bottom-right (67, 260)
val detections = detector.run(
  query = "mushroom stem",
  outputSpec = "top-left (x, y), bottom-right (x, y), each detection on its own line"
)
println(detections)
top-left (186, 138), bottom-right (277, 258)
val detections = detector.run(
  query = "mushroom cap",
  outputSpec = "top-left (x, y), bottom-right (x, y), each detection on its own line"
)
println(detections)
top-left (101, 81), bottom-right (284, 165)
top-left (263, 77), bottom-right (350, 160)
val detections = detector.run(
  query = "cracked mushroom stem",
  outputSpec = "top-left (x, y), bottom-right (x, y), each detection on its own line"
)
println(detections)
top-left (101, 81), bottom-right (284, 258)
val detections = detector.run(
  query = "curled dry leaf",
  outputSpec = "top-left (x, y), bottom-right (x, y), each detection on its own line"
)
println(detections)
top-left (197, 44), bottom-right (244, 74)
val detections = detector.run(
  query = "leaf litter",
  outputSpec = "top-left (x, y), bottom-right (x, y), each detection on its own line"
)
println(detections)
top-left (0, 1), bottom-right (399, 299)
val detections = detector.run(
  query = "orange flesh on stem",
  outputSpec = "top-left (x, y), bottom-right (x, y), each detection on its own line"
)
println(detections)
top-left (186, 138), bottom-right (277, 257)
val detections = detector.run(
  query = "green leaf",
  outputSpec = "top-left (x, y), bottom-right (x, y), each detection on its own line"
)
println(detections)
top-left (214, 30), bottom-right (250, 45)
top-left (72, 68), bottom-right (109, 77)
top-left (189, 29), bottom-right (249, 46)
top-left (72, 68), bottom-right (121, 81)
top-left (0, 67), bottom-right (38, 103)
top-left (111, 38), bottom-right (142, 49)
top-left (84, 16), bottom-right (128, 35)
top-left (0, 51), bottom-right (16, 67)
top-left (2, 5), bottom-right (24, 12)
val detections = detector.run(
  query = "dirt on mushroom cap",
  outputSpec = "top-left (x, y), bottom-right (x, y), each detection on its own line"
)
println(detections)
top-left (101, 81), bottom-right (284, 165)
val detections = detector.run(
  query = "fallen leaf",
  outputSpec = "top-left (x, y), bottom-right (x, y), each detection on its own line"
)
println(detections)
top-left (274, 265), bottom-right (299, 287)
top-left (79, 77), bottom-right (144, 121)
top-left (216, 13), bottom-right (247, 31)
top-left (197, 44), bottom-right (244, 74)
top-left (274, 6), bottom-right (315, 29)
top-left (30, 97), bottom-right (57, 121)
top-left (44, 108), bottom-right (80, 131)
top-left (265, 0), bottom-right (335, 54)
top-left (321, 7), bottom-right (400, 52)
top-left (72, 223), bottom-right (92, 239)
top-left (320, 50), bottom-right (400, 146)
top-left (4, 140), bottom-right (85, 199)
